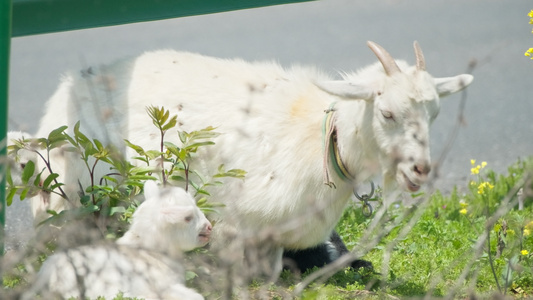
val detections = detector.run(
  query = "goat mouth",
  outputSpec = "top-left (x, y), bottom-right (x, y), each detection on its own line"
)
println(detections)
top-left (198, 233), bottom-right (210, 243)
top-left (403, 173), bottom-right (421, 192)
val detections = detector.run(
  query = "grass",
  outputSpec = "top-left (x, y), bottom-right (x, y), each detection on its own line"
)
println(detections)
top-left (302, 157), bottom-right (533, 299)
top-left (3, 157), bottom-right (533, 299)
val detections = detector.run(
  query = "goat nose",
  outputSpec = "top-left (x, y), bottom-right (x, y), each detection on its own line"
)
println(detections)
top-left (414, 163), bottom-right (431, 176)
top-left (206, 223), bottom-right (213, 233)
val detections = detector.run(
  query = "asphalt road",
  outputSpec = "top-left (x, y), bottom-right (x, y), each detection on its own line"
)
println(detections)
top-left (5, 0), bottom-right (533, 249)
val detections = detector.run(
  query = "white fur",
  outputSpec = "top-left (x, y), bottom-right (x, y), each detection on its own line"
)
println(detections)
top-left (30, 42), bottom-right (473, 277)
top-left (23, 181), bottom-right (211, 300)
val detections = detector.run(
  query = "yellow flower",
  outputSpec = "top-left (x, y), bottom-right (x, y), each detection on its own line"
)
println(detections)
top-left (508, 229), bottom-right (515, 236)
top-left (526, 48), bottom-right (533, 59)
top-left (469, 159), bottom-right (489, 174)
top-left (521, 249), bottom-right (529, 256)
top-left (529, 10), bottom-right (533, 18)
top-left (477, 182), bottom-right (494, 195)
top-left (471, 166), bottom-right (480, 175)
top-left (524, 228), bottom-right (531, 237)
top-left (459, 208), bottom-right (468, 215)
top-left (526, 221), bottom-right (533, 231)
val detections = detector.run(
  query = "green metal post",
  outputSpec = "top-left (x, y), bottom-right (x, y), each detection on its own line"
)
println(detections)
top-left (0, 0), bottom-right (12, 254)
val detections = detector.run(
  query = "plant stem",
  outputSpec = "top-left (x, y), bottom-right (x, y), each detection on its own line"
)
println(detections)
top-left (89, 158), bottom-right (100, 206)
top-left (159, 129), bottom-right (166, 185)
top-left (184, 162), bottom-right (189, 193)
top-left (35, 148), bottom-right (70, 203)
top-left (487, 219), bottom-right (502, 293)
top-left (503, 259), bottom-right (511, 295)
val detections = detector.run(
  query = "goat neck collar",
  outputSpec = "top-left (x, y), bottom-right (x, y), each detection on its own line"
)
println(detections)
top-left (322, 102), bottom-right (355, 187)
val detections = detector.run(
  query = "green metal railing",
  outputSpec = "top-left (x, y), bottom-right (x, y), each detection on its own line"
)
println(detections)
top-left (0, 0), bottom-right (313, 253)
top-left (1, 0), bottom-right (13, 254)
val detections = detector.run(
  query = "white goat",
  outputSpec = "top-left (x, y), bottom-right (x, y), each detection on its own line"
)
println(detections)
top-left (23, 181), bottom-right (211, 300)
top-left (31, 41), bottom-right (473, 278)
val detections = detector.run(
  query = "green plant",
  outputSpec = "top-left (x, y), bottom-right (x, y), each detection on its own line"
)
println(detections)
top-left (5, 107), bottom-right (533, 299)
top-left (6, 106), bottom-right (246, 236)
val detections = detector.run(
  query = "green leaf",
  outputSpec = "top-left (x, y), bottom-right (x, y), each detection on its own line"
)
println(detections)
top-left (125, 180), bottom-right (148, 187)
top-left (178, 131), bottom-right (188, 144)
top-left (214, 167), bottom-right (247, 179)
top-left (178, 149), bottom-right (188, 161)
top-left (79, 195), bottom-right (91, 206)
top-left (128, 175), bottom-right (159, 181)
top-left (73, 121), bottom-right (81, 136)
top-left (183, 141), bottom-right (215, 150)
top-left (19, 187), bottom-right (30, 200)
top-left (130, 156), bottom-right (149, 164)
top-left (190, 181), bottom-right (200, 191)
top-left (124, 139), bottom-right (146, 155)
top-left (161, 115), bottom-right (178, 131)
top-left (101, 175), bottom-right (118, 184)
top-left (42, 173), bottom-right (59, 189)
top-left (145, 150), bottom-right (163, 160)
top-left (185, 270), bottom-right (198, 281)
top-left (187, 127), bottom-right (220, 141)
top-left (33, 171), bottom-right (42, 187)
top-left (169, 175), bottom-right (186, 182)
top-left (196, 197), bottom-right (208, 206)
top-left (94, 139), bottom-right (105, 152)
top-left (166, 146), bottom-right (181, 157)
top-left (108, 206), bottom-right (126, 216)
top-left (130, 165), bottom-right (160, 174)
top-left (48, 183), bottom-right (65, 192)
top-left (61, 146), bottom-right (80, 153)
top-left (63, 133), bottom-right (77, 147)
top-left (6, 164), bottom-right (13, 186)
top-left (6, 188), bottom-right (17, 206)
top-left (195, 189), bottom-right (211, 196)
top-left (48, 125), bottom-right (68, 143)
top-left (21, 160), bottom-right (35, 184)
top-left (46, 209), bottom-right (59, 216)
top-left (160, 109), bottom-right (170, 125)
top-left (163, 141), bottom-right (179, 149)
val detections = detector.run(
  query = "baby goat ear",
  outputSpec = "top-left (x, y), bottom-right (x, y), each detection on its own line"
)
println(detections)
top-left (316, 81), bottom-right (374, 100)
top-left (143, 181), bottom-right (159, 201)
top-left (434, 74), bottom-right (474, 97)
top-left (158, 206), bottom-right (195, 226)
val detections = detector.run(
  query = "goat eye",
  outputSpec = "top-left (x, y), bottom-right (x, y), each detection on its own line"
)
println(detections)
top-left (381, 110), bottom-right (394, 120)
top-left (184, 215), bottom-right (193, 223)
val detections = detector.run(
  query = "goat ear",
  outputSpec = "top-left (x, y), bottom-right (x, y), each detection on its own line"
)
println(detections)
top-left (316, 81), bottom-right (374, 100)
top-left (435, 74), bottom-right (474, 97)
top-left (159, 206), bottom-right (195, 225)
top-left (143, 181), bottom-right (159, 201)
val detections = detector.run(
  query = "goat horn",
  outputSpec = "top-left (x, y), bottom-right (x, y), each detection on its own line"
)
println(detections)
top-left (367, 41), bottom-right (401, 76)
top-left (413, 41), bottom-right (426, 71)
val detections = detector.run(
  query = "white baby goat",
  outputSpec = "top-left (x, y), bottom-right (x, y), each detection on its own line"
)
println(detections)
top-left (23, 181), bottom-right (211, 300)
top-left (30, 41), bottom-right (473, 279)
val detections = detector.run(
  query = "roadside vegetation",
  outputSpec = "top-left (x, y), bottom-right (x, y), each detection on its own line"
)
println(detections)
top-left (2, 11), bottom-right (532, 298)
top-left (3, 104), bottom-right (532, 299)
